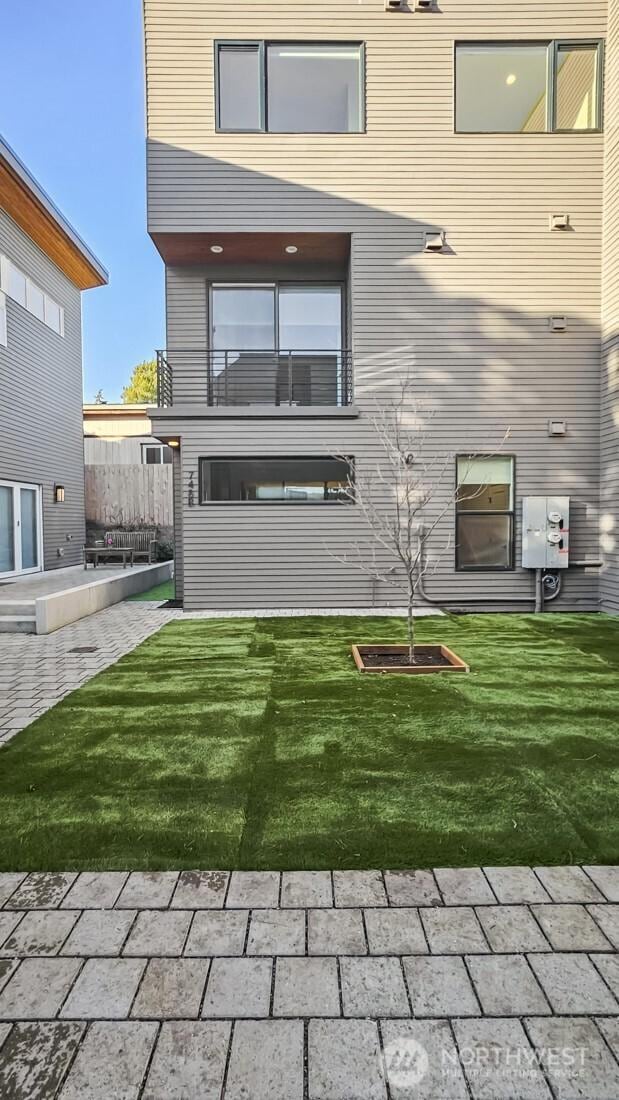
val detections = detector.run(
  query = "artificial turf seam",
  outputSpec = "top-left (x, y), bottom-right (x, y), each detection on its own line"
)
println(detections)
top-left (0, 613), bottom-right (617, 870)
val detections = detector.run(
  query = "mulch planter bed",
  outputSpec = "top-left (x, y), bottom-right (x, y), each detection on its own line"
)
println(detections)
top-left (352, 643), bottom-right (470, 674)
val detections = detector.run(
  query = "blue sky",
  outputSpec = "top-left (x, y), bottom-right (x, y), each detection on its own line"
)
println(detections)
top-left (2, 0), bottom-right (163, 401)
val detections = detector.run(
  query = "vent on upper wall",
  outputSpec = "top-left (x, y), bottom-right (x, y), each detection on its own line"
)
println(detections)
top-left (424, 230), bottom-right (446, 253)
top-left (550, 214), bottom-right (570, 231)
top-left (549, 315), bottom-right (568, 332)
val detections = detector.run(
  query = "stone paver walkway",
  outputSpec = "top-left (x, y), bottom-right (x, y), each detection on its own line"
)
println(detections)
top-left (0, 867), bottom-right (618, 1097)
top-left (0, 604), bottom-right (175, 744)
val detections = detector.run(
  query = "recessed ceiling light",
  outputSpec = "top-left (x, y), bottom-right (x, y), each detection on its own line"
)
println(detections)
top-left (210, 245), bottom-right (224, 254)
top-left (506, 73), bottom-right (517, 86)
top-left (285, 245), bottom-right (298, 254)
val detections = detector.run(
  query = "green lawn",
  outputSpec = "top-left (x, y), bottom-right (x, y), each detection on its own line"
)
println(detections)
top-left (127, 580), bottom-right (174, 602)
top-left (0, 614), bottom-right (617, 871)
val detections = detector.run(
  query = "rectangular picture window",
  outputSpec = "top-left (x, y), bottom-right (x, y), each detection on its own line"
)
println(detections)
top-left (216, 41), bottom-right (364, 133)
top-left (7, 262), bottom-right (27, 308)
top-left (217, 44), bottom-right (263, 131)
top-left (0, 256), bottom-right (64, 335)
top-left (267, 44), bottom-right (363, 133)
top-left (456, 456), bottom-right (514, 570)
top-left (199, 456), bottom-right (352, 503)
top-left (555, 44), bottom-right (599, 130)
top-left (456, 44), bottom-right (548, 133)
top-left (455, 40), bottom-right (602, 133)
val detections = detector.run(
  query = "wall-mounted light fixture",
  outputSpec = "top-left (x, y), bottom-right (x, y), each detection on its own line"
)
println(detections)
top-left (54, 484), bottom-right (65, 503)
top-left (549, 315), bottom-right (568, 332)
top-left (424, 230), bottom-right (446, 252)
top-left (550, 214), bottom-right (570, 231)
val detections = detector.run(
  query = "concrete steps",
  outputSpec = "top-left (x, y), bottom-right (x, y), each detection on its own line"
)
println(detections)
top-left (0, 601), bottom-right (36, 634)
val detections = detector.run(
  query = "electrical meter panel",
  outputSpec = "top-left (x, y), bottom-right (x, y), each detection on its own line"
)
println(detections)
top-left (522, 496), bottom-right (570, 569)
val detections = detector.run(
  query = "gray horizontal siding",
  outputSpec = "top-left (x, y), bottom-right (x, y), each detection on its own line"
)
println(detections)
top-left (145, 0), bottom-right (606, 610)
top-left (152, 413), bottom-right (600, 610)
top-left (0, 209), bottom-right (85, 571)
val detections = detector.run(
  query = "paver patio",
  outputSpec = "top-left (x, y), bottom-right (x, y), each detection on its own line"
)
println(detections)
top-left (0, 867), bottom-right (618, 1097)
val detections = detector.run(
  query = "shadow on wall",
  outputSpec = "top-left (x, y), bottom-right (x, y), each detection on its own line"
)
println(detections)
top-left (149, 141), bottom-right (606, 606)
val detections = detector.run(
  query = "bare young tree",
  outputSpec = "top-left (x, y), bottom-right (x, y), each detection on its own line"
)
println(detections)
top-left (330, 374), bottom-right (509, 665)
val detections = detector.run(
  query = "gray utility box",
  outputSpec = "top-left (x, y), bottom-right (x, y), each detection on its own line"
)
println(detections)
top-left (522, 496), bottom-right (570, 569)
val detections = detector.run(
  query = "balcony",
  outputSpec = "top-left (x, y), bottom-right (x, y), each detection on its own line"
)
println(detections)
top-left (156, 349), bottom-right (353, 409)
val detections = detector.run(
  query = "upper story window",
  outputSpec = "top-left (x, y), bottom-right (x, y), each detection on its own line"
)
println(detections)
top-left (0, 255), bottom-right (64, 336)
top-left (455, 41), bottom-right (603, 133)
top-left (216, 41), bottom-right (365, 133)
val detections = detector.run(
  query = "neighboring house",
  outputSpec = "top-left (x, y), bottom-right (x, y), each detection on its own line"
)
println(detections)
top-left (83, 403), bottom-right (174, 532)
top-left (83, 403), bottom-right (172, 465)
top-left (0, 136), bottom-right (107, 580)
top-left (143, 0), bottom-right (618, 612)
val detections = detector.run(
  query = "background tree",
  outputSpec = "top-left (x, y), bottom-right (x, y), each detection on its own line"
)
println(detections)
top-left (330, 374), bottom-right (509, 665)
top-left (121, 358), bottom-right (157, 404)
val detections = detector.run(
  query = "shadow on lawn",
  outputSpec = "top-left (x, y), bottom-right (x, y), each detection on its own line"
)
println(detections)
top-left (0, 615), bottom-right (617, 870)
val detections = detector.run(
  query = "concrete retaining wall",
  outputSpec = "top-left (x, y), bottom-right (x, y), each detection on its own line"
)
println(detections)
top-left (34, 561), bottom-right (173, 634)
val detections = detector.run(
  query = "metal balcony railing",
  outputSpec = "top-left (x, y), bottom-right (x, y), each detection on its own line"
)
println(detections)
top-left (156, 349), bottom-right (353, 409)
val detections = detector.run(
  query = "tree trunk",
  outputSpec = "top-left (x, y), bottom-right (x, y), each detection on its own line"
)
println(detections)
top-left (407, 593), bottom-right (415, 665)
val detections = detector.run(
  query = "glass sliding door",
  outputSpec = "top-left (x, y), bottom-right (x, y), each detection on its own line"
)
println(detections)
top-left (0, 481), bottom-right (42, 578)
top-left (20, 488), bottom-right (39, 571)
top-left (0, 486), bottom-right (15, 574)
top-left (211, 284), bottom-right (277, 405)
top-left (209, 282), bottom-right (345, 406)
top-left (278, 285), bottom-right (343, 405)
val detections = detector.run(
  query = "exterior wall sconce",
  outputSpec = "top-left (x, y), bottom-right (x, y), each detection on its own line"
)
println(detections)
top-left (424, 230), bottom-right (445, 252)
top-left (549, 315), bottom-right (568, 332)
top-left (548, 419), bottom-right (568, 437)
top-left (54, 484), bottom-right (65, 503)
top-left (550, 214), bottom-right (570, 231)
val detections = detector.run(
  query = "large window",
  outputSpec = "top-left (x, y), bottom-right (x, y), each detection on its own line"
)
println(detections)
top-left (199, 457), bottom-right (353, 503)
top-left (0, 255), bottom-right (64, 336)
top-left (216, 42), bottom-right (364, 132)
top-left (455, 41), bottom-right (603, 133)
top-left (209, 283), bottom-right (346, 407)
top-left (456, 456), bottom-right (514, 570)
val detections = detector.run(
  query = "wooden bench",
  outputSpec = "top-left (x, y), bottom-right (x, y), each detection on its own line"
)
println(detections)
top-left (103, 530), bottom-right (158, 563)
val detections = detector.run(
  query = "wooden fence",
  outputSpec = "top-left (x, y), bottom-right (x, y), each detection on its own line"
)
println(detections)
top-left (85, 465), bottom-right (173, 528)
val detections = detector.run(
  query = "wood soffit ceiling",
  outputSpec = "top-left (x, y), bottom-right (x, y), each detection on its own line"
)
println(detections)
top-left (150, 231), bottom-right (351, 267)
top-left (0, 155), bottom-right (107, 290)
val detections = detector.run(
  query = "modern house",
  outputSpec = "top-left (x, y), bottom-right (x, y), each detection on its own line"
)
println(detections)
top-left (0, 136), bottom-right (107, 580)
top-left (143, 0), bottom-right (618, 613)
